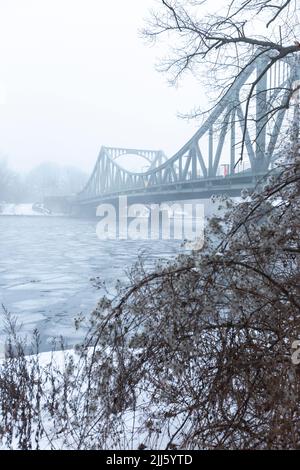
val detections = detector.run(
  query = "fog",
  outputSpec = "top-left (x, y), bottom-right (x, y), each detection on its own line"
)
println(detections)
top-left (0, 0), bottom-right (203, 175)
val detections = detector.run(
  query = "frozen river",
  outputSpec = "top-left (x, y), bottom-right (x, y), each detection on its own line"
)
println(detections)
top-left (0, 216), bottom-right (183, 352)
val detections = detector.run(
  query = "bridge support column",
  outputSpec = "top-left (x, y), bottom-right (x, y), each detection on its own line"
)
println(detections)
top-left (230, 109), bottom-right (236, 175)
top-left (208, 127), bottom-right (214, 177)
top-left (254, 60), bottom-right (269, 174)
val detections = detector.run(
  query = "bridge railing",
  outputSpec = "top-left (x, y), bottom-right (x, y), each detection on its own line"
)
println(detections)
top-left (78, 54), bottom-right (299, 202)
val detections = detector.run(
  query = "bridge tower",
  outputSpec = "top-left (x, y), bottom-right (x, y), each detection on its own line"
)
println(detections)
top-left (76, 54), bottom-right (300, 209)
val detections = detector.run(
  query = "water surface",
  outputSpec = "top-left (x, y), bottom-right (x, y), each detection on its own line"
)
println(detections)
top-left (0, 216), bottom-right (182, 351)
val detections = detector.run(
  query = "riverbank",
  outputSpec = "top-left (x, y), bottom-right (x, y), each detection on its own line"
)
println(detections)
top-left (0, 203), bottom-right (58, 216)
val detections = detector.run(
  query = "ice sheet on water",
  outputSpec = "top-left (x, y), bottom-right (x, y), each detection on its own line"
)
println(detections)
top-left (12, 297), bottom-right (65, 312)
top-left (0, 216), bottom-right (183, 352)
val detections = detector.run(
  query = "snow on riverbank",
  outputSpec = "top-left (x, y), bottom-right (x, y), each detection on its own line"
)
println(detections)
top-left (0, 345), bottom-right (151, 450)
top-left (0, 203), bottom-right (53, 216)
top-left (0, 347), bottom-right (79, 450)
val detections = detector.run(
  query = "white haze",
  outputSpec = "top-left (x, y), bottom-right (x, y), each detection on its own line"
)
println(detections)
top-left (0, 0), bottom-right (205, 175)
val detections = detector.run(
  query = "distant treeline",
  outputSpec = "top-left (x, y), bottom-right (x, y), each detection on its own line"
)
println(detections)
top-left (0, 159), bottom-right (87, 203)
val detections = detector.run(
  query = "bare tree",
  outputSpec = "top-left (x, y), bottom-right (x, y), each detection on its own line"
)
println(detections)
top-left (145, 0), bottom-right (299, 87)
top-left (144, 0), bottom-right (300, 160)
top-left (1, 0), bottom-right (300, 451)
top-left (1, 115), bottom-right (299, 449)
top-left (25, 163), bottom-right (88, 201)
top-left (0, 160), bottom-right (18, 203)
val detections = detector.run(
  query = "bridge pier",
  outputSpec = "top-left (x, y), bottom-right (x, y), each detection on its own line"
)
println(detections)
top-left (44, 196), bottom-right (76, 215)
top-left (70, 202), bottom-right (98, 218)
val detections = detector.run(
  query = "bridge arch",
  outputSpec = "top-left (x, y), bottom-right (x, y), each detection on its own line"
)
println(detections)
top-left (78, 54), bottom-right (299, 205)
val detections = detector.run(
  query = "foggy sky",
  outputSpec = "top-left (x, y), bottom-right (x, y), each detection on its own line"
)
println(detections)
top-left (0, 0), bottom-right (204, 174)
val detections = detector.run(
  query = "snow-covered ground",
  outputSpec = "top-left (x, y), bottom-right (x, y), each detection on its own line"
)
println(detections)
top-left (0, 347), bottom-right (163, 450)
top-left (0, 203), bottom-right (51, 216)
top-left (0, 348), bottom-right (72, 450)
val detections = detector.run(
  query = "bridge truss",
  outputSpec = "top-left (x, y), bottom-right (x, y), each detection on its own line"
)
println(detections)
top-left (78, 55), bottom-right (299, 206)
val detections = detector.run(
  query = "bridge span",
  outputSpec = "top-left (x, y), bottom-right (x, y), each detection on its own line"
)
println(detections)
top-left (71, 55), bottom-right (299, 215)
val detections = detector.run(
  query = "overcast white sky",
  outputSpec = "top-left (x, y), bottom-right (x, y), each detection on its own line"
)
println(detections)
top-left (0, 0), bottom-right (204, 174)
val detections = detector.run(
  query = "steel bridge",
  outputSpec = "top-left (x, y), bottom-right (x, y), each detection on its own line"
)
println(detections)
top-left (75, 55), bottom-right (299, 212)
